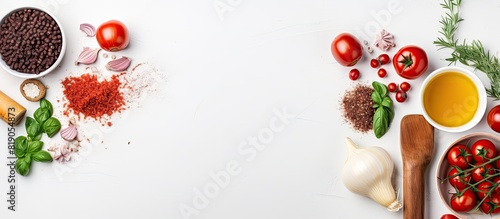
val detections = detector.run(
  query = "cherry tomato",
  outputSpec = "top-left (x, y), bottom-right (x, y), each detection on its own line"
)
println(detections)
top-left (448, 167), bottom-right (471, 189)
top-left (481, 194), bottom-right (500, 214)
top-left (387, 82), bottom-right (398, 93)
top-left (471, 139), bottom-right (497, 163)
top-left (349, 69), bottom-right (360, 81)
top-left (370, 58), bottom-right (380, 68)
top-left (96, 20), bottom-right (130, 52)
top-left (446, 144), bottom-right (472, 170)
top-left (331, 33), bottom-right (363, 66)
top-left (393, 45), bottom-right (428, 79)
top-left (440, 214), bottom-right (459, 219)
top-left (378, 54), bottom-right (390, 65)
top-left (487, 105), bottom-right (500, 133)
top-left (472, 164), bottom-right (495, 183)
top-left (377, 68), bottom-right (387, 78)
top-left (492, 177), bottom-right (500, 194)
top-left (395, 90), bottom-right (407, 103)
top-left (450, 189), bottom-right (476, 212)
top-left (477, 181), bottom-right (493, 200)
top-left (400, 82), bottom-right (411, 92)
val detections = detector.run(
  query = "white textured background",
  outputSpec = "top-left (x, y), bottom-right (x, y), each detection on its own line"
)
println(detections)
top-left (1, 0), bottom-right (500, 218)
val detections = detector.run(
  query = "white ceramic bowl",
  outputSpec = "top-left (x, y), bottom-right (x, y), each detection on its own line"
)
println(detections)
top-left (0, 6), bottom-right (66, 79)
top-left (436, 133), bottom-right (500, 218)
top-left (420, 66), bottom-right (487, 132)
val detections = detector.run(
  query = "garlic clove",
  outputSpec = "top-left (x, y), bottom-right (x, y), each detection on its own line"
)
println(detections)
top-left (60, 125), bottom-right (78, 141)
top-left (75, 47), bottom-right (100, 65)
top-left (105, 56), bottom-right (131, 72)
top-left (80, 23), bottom-right (96, 37)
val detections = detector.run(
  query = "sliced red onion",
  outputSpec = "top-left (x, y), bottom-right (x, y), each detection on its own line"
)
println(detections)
top-left (80, 23), bottom-right (96, 37)
top-left (105, 56), bottom-right (131, 72)
top-left (75, 47), bottom-right (100, 65)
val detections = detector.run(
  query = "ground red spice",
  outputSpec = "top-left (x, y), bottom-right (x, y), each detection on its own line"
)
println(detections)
top-left (341, 84), bottom-right (376, 133)
top-left (62, 73), bottom-right (125, 119)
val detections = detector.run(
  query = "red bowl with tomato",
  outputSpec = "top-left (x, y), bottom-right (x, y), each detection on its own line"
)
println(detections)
top-left (436, 133), bottom-right (500, 217)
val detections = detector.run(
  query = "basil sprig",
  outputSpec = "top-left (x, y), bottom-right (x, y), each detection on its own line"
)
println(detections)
top-left (372, 81), bottom-right (394, 138)
top-left (14, 99), bottom-right (61, 176)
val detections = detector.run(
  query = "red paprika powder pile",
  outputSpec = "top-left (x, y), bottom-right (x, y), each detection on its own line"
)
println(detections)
top-left (62, 73), bottom-right (125, 119)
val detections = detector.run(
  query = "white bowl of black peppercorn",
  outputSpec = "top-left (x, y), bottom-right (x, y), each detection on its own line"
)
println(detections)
top-left (0, 6), bottom-right (66, 79)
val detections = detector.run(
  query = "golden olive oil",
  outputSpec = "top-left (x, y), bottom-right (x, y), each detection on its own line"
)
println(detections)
top-left (423, 72), bottom-right (478, 127)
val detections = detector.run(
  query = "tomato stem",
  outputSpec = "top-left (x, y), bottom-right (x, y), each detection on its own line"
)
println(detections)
top-left (398, 54), bottom-right (413, 74)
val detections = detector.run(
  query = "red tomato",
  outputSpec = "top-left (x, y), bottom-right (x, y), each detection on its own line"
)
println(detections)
top-left (392, 45), bottom-right (428, 79)
top-left (447, 144), bottom-right (472, 170)
top-left (488, 105), bottom-right (500, 133)
top-left (331, 33), bottom-right (363, 66)
top-left (378, 54), bottom-right (390, 65)
top-left (450, 189), bottom-right (476, 212)
top-left (477, 181), bottom-right (493, 200)
top-left (448, 167), bottom-right (471, 190)
top-left (400, 82), bottom-right (411, 92)
top-left (349, 69), bottom-right (360, 80)
top-left (492, 177), bottom-right (500, 194)
top-left (377, 68), bottom-right (387, 78)
top-left (472, 164), bottom-right (495, 183)
top-left (387, 82), bottom-right (398, 93)
top-left (471, 139), bottom-right (497, 163)
top-left (481, 194), bottom-right (500, 214)
top-left (395, 90), bottom-right (407, 103)
top-left (370, 58), bottom-right (380, 68)
top-left (96, 20), bottom-right (130, 52)
top-left (440, 214), bottom-right (459, 219)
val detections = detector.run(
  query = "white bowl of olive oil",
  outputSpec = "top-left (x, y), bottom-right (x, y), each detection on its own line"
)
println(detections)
top-left (420, 66), bottom-right (487, 132)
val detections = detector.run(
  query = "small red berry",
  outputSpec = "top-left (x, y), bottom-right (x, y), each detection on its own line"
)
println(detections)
top-left (349, 69), bottom-right (360, 80)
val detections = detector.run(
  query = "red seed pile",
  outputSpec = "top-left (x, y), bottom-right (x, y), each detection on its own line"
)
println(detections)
top-left (341, 84), bottom-right (375, 132)
top-left (61, 74), bottom-right (125, 119)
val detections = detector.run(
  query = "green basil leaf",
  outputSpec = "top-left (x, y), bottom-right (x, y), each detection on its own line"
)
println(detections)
top-left (384, 107), bottom-right (394, 125)
top-left (15, 156), bottom-right (32, 176)
top-left (14, 136), bottom-right (28, 158)
top-left (381, 96), bottom-right (393, 109)
top-left (32, 150), bottom-right (53, 162)
top-left (372, 81), bottom-right (388, 98)
top-left (373, 107), bottom-right (389, 138)
top-left (27, 140), bottom-right (44, 154)
top-left (34, 107), bottom-right (50, 124)
top-left (371, 91), bottom-right (382, 105)
top-left (373, 103), bottom-right (379, 108)
top-left (27, 122), bottom-right (41, 138)
top-left (40, 99), bottom-right (53, 116)
top-left (31, 133), bottom-right (43, 141)
top-left (25, 117), bottom-right (36, 131)
top-left (42, 117), bottom-right (61, 137)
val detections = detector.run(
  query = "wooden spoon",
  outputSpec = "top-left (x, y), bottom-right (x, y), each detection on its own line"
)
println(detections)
top-left (400, 114), bottom-right (434, 219)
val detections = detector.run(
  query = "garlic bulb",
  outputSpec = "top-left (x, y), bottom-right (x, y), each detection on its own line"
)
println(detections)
top-left (341, 137), bottom-right (401, 212)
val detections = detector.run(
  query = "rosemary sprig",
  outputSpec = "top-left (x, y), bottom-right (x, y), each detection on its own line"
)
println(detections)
top-left (434, 0), bottom-right (500, 99)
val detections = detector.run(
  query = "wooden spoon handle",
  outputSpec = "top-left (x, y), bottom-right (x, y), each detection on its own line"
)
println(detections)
top-left (403, 163), bottom-right (427, 219)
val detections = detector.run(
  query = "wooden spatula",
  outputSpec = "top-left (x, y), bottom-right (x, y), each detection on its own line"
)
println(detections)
top-left (400, 114), bottom-right (434, 219)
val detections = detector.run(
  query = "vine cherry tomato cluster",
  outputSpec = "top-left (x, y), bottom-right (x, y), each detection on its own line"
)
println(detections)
top-left (441, 139), bottom-right (500, 214)
top-left (387, 81), bottom-right (411, 103)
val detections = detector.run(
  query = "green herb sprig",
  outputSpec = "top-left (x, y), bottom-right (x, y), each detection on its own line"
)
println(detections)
top-left (372, 81), bottom-right (394, 138)
top-left (434, 0), bottom-right (500, 99)
top-left (14, 99), bottom-right (61, 176)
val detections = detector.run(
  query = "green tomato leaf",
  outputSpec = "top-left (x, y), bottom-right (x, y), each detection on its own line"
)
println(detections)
top-left (381, 96), bottom-right (393, 109)
top-left (15, 156), bottom-right (32, 176)
top-left (34, 107), bottom-right (50, 124)
top-left (27, 140), bottom-right (44, 153)
top-left (40, 99), bottom-right (53, 116)
top-left (27, 121), bottom-right (41, 138)
top-left (25, 117), bottom-right (36, 131)
top-left (373, 107), bottom-right (389, 139)
top-left (42, 117), bottom-right (61, 138)
top-left (32, 150), bottom-right (53, 162)
top-left (372, 81), bottom-right (388, 98)
top-left (14, 136), bottom-right (28, 158)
